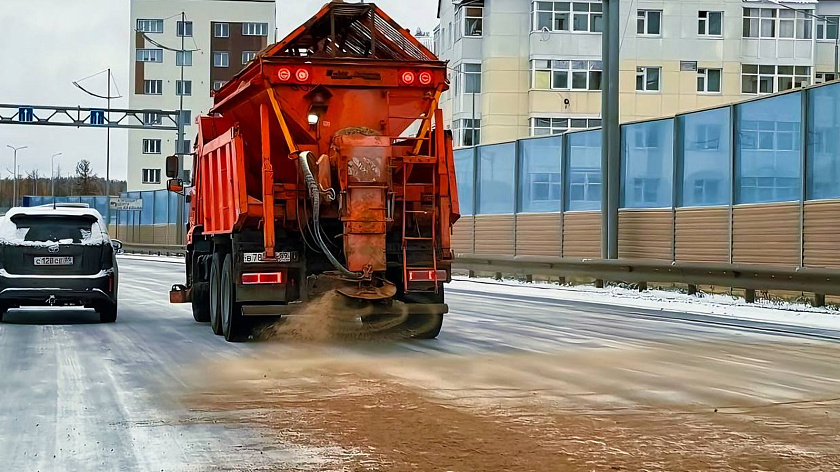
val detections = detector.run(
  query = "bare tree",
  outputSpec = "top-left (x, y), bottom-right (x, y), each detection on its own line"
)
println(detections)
top-left (75, 159), bottom-right (96, 195)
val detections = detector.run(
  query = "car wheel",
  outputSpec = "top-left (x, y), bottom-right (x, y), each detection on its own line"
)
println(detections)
top-left (98, 303), bottom-right (118, 323)
top-left (220, 254), bottom-right (245, 342)
top-left (209, 252), bottom-right (224, 335)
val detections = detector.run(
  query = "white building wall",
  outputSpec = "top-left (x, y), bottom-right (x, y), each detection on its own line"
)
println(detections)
top-left (128, 0), bottom-right (275, 190)
top-left (438, 0), bottom-right (828, 146)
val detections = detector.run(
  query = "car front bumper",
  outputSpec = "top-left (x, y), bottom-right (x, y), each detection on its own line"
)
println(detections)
top-left (0, 269), bottom-right (117, 306)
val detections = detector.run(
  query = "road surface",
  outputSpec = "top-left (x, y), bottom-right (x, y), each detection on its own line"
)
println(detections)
top-left (1, 256), bottom-right (839, 471)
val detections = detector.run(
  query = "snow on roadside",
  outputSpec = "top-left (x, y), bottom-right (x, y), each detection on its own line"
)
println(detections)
top-left (117, 253), bottom-right (185, 264)
top-left (448, 277), bottom-right (840, 332)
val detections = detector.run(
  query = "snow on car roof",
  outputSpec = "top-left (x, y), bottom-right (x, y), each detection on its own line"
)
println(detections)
top-left (5, 206), bottom-right (104, 220)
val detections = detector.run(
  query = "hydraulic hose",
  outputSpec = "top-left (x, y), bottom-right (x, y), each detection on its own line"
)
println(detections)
top-left (298, 151), bottom-right (362, 279)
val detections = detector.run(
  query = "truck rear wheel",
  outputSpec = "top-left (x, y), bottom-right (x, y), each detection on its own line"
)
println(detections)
top-left (404, 313), bottom-right (443, 339)
top-left (220, 254), bottom-right (246, 342)
top-left (401, 291), bottom-right (444, 339)
top-left (191, 283), bottom-right (210, 322)
top-left (209, 252), bottom-right (224, 335)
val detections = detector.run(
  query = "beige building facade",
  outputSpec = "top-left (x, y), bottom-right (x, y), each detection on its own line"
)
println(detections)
top-left (436, 0), bottom-right (840, 147)
top-left (128, 0), bottom-right (275, 190)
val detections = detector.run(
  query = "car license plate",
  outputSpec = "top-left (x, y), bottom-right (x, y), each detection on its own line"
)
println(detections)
top-left (243, 252), bottom-right (291, 263)
top-left (34, 256), bottom-right (74, 266)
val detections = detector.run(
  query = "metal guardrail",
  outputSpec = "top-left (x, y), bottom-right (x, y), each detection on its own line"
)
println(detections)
top-left (455, 254), bottom-right (840, 305)
top-left (116, 244), bottom-right (839, 305)
top-left (120, 243), bottom-right (187, 258)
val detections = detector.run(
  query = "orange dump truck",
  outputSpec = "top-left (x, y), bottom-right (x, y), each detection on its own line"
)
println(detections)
top-left (166, 2), bottom-right (459, 342)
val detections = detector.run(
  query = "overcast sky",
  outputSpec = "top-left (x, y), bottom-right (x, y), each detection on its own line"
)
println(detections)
top-left (0, 0), bottom-right (438, 181)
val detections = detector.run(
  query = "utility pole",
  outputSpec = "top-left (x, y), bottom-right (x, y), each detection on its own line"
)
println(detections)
top-left (6, 145), bottom-right (27, 207)
top-left (51, 152), bottom-right (62, 202)
top-left (601, 0), bottom-right (620, 259)
top-left (106, 68), bottom-right (112, 199)
top-left (176, 11), bottom-right (187, 245)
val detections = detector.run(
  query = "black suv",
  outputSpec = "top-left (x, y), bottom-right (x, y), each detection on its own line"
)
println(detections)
top-left (0, 205), bottom-right (121, 322)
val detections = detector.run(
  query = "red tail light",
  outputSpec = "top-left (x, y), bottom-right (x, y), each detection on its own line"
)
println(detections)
top-left (241, 272), bottom-right (284, 285)
top-left (408, 269), bottom-right (448, 282)
top-left (418, 70), bottom-right (433, 85)
top-left (400, 70), bottom-right (416, 85)
top-left (295, 68), bottom-right (311, 82)
top-left (277, 67), bottom-right (292, 81)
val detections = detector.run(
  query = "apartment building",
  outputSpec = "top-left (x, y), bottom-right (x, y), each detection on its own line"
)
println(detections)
top-left (128, 0), bottom-right (275, 190)
top-left (435, 0), bottom-right (840, 147)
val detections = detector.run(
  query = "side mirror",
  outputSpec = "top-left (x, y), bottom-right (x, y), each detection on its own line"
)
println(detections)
top-left (165, 155), bottom-right (180, 178)
top-left (167, 178), bottom-right (184, 193)
top-left (111, 239), bottom-right (123, 253)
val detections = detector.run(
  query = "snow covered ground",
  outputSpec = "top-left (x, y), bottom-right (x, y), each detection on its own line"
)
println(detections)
top-left (449, 277), bottom-right (840, 332)
top-left (118, 253), bottom-right (184, 264)
top-left (118, 253), bottom-right (840, 332)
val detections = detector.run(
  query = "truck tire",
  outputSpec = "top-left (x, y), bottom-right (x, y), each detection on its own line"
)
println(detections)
top-left (401, 291), bottom-right (444, 339)
top-left (191, 282), bottom-right (211, 322)
top-left (98, 302), bottom-right (118, 323)
top-left (209, 252), bottom-right (224, 335)
top-left (220, 254), bottom-right (246, 342)
top-left (404, 313), bottom-right (443, 339)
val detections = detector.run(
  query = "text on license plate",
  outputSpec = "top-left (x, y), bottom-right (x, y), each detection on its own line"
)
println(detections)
top-left (243, 252), bottom-right (291, 263)
top-left (34, 256), bottom-right (74, 266)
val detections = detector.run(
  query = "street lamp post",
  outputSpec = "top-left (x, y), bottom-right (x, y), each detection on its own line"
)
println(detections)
top-left (51, 152), bottom-right (62, 201)
top-left (6, 145), bottom-right (27, 207)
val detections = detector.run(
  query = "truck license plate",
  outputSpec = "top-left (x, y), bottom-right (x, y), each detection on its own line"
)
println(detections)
top-left (34, 256), bottom-right (74, 266)
top-left (243, 252), bottom-right (291, 263)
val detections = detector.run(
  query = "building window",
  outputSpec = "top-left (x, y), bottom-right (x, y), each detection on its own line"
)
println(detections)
top-left (142, 169), bottom-right (161, 185)
top-left (817, 16), bottom-right (839, 40)
top-left (176, 80), bottom-right (192, 96)
top-left (176, 21), bottom-right (193, 37)
top-left (776, 9), bottom-right (812, 39)
top-left (697, 68), bottom-right (722, 93)
top-left (143, 111), bottom-right (162, 126)
top-left (213, 81), bottom-right (226, 92)
top-left (433, 26), bottom-right (441, 55)
top-left (698, 11), bottom-right (723, 36)
top-left (214, 22), bottom-right (229, 38)
top-left (456, 6), bottom-right (483, 39)
top-left (214, 52), bottom-right (229, 68)
top-left (143, 80), bottom-right (163, 95)
top-left (530, 117), bottom-right (601, 136)
top-left (743, 8), bottom-right (777, 38)
top-left (635, 67), bottom-right (661, 92)
top-left (815, 72), bottom-right (838, 84)
top-left (136, 48), bottom-right (163, 63)
top-left (175, 50), bottom-right (192, 66)
top-left (532, 1), bottom-right (602, 33)
top-left (242, 51), bottom-right (257, 65)
top-left (454, 63), bottom-right (481, 94)
top-left (741, 64), bottom-right (810, 94)
top-left (142, 139), bottom-right (161, 154)
top-left (637, 10), bottom-right (662, 36)
top-left (242, 22), bottom-right (269, 36)
top-left (137, 19), bottom-right (163, 34)
top-left (531, 59), bottom-right (602, 91)
top-left (453, 119), bottom-right (481, 147)
top-left (179, 110), bottom-right (192, 126)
